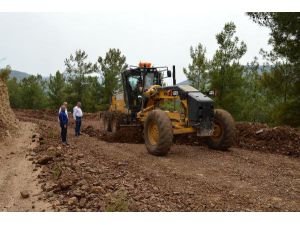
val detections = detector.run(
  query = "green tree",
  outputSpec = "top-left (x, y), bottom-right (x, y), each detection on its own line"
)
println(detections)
top-left (248, 13), bottom-right (300, 126)
top-left (7, 77), bottom-right (22, 108)
top-left (0, 66), bottom-right (11, 81)
top-left (183, 43), bottom-right (209, 91)
top-left (98, 48), bottom-right (127, 104)
top-left (19, 74), bottom-right (47, 109)
top-left (260, 54), bottom-right (298, 126)
top-left (81, 76), bottom-right (103, 112)
top-left (239, 58), bottom-right (270, 123)
top-left (48, 70), bottom-right (66, 108)
top-left (64, 50), bottom-right (98, 104)
top-left (209, 22), bottom-right (247, 118)
top-left (247, 13), bottom-right (300, 67)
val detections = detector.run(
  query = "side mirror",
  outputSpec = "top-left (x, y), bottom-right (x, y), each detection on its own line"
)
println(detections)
top-left (167, 70), bottom-right (172, 77)
top-left (208, 90), bottom-right (215, 97)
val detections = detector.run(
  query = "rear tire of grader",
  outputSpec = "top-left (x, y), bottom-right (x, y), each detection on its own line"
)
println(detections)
top-left (206, 109), bottom-right (235, 150)
top-left (144, 109), bottom-right (173, 156)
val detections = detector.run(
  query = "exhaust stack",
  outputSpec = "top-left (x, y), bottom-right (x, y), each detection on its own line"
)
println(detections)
top-left (172, 65), bottom-right (176, 86)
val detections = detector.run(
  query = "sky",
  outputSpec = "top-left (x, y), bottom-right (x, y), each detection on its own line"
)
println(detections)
top-left (0, 10), bottom-right (272, 83)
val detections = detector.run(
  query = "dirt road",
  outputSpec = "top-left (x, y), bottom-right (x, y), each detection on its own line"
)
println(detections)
top-left (2, 110), bottom-right (299, 212)
top-left (0, 122), bottom-right (51, 211)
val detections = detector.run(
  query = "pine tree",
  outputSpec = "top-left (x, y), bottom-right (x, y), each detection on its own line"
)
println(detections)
top-left (209, 22), bottom-right (247, 118)
top-left (98, 48), bottom-right (127, 104)
top-left (48, 70), bottom-right (66, 108)
top-left (183, 43), bottom-right (209, 91)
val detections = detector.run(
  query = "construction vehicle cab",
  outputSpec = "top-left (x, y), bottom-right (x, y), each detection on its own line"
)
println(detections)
top-left (101, 62), bottom-right (235, 156)
top-left (121, 62), bottom-right (170, 119)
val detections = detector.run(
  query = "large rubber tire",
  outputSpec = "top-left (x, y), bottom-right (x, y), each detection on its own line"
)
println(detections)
top-left (206, 109), bottom-right (235, 150)
top-left (144, 110), bottom-right (173, 156)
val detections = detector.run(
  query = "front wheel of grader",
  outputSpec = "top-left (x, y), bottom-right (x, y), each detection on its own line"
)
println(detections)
top-left (144, 109), bottom-right (173, 156)
top-left (206, 109), bottom-right (236, 150)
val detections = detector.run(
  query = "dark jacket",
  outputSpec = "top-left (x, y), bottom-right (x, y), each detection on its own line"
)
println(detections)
top-left (59, 111), bottom-right (68, 126)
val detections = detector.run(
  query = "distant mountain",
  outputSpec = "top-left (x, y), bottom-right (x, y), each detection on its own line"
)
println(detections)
top-left (9, 70), bottom-right (30, 80)
top-left (177, 80), bottom-right (190, 85)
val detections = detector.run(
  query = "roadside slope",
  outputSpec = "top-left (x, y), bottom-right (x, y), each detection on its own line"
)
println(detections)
top-left (0, 122), bottom-right (51, 211)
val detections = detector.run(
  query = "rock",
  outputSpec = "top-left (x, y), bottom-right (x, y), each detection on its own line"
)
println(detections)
top-left (37, 156), bottom-right (53, 165)
top-left (79, 198), bottom-right (87, 208)
top-left (67, 197), bottom-right (78, 206)
top-left (47, 146), bottom-right (56, 151)
top-left (43, 182), bottom-right (56, 191)
top-left (255, 129), bottom-right (264, 134)
top-left (91, 186), bottom-right (105, 194)
top-left (55, 152), bottom-right (62, 157)
top-left (271, 197), bottom-right (282, 202)
top-left (117, 161), bottom-right (128, 166)
top-left (77, 153), bottom-right (84, 159)
top-left (77, 179), bottom-right (88, 187)
top-left (87, 168), bottom-right (97, 173)
top-left (73, 190), bottom-right (84, 197)
top-left (59, 180), bottom-right (73, 190)
top-left (20, 191), bottom-right (30, 198)
top-left (80, 184), bottom-right (89, 191)
top-left (57, 146), bottom-right (62, 150)
top-left (46, 191), bottom-right (54, 198)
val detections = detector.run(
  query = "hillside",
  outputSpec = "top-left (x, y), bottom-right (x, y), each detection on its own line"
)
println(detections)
top-left (9, 70), bottom-right (30, 80)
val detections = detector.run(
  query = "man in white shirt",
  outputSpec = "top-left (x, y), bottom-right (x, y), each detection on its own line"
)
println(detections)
top-left (73, 102), bottom-right (83, 136)
top-left (58, 102), bottom-right (68, 122)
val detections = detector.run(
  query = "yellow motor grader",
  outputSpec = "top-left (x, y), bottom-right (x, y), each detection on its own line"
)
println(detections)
top-left (101, 62), bottom-right (235, 156)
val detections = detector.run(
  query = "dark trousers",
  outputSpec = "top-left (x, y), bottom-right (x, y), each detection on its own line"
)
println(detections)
top-left (60, 123), bottom-right (67, 143)
top-left (75, 116), bottom-right (82, 136)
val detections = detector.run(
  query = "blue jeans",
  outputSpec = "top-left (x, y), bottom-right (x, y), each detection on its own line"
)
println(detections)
top-left (60, 123), bottom-right (67, 143)
top-left (75, 116), bottom-right (82, 136)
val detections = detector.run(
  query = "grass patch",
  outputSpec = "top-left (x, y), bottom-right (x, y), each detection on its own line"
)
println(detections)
top-left (52, 164), bottom-right (62, 179)
top-left (105, 190), bottom-right (129, 212)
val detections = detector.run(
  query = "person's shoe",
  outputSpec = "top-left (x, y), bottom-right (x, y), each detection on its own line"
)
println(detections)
top-left (62, 142), bottom-right (66, 146)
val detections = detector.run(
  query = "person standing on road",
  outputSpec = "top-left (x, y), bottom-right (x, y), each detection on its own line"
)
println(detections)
top-left (58, 102), bottom-right (68, 122)
top-left (59, 105), bottom-right (69, 146)
top-left (59, 102), bottom-right (69, 118)
top-left (73, 102), bottom-right (83, 136)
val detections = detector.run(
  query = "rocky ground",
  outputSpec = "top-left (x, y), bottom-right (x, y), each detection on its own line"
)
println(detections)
top-left (6, 109), bottom-right (298, 212)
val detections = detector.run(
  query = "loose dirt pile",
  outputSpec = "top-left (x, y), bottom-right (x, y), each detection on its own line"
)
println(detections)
top-left (82, 121), bottom-right (300, 157)
top-left (15, 109), bottom-right (58, 122)
top-left (82, 126), bottom-right (144, 144)
top-left (0, 77), bottom-right (18, 139)
top-left (236, 123), bottom-right (300, 157)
